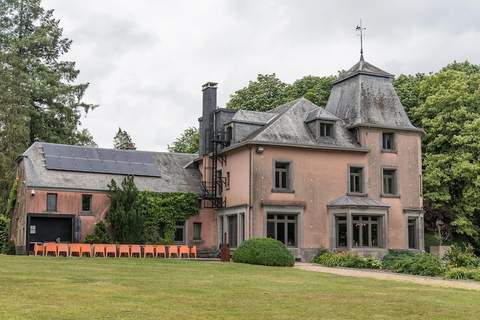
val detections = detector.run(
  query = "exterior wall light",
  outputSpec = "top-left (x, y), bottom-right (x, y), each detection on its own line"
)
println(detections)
top-left (256, 146), bottom-right (264, 154)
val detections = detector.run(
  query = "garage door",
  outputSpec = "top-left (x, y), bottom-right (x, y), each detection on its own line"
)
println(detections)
top-left (28, 215), bottom-right (73, 243)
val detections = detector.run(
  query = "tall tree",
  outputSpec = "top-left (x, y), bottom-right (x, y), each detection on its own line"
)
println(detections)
top-left (168, 127), bottom-right (199, 154)
top-left (0, 0), bottom-right (97, 213)
top-left (284, 75), bottom-right (336, 107)
top-left (402, 61), bottom-right (480, 246)
top-left (113, 127), bottom-right (136, 150)
top-left (226, 73), bottom-right (288, 111)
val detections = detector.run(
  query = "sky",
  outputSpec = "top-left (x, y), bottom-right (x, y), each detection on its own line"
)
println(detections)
top-left (43, 0), bottom-right (480, 151)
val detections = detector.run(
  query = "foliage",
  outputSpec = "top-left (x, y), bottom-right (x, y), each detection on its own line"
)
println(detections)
top-left (106, 176), bottom-right (144, 243)
top-left (226, 74), bottom-right (289, 111)
top-left (0, 215), bottom-right (10, 253)
top-left (232, 238), bottom-right (294, 267)
top-left (167, 127), bottom-right (199, 154)
top-left (0, 0), bottom-right (96, 213)
top-left (312, 251), bottom-right (383, 269)
top-left (4, 178), bottom-right (17, 216)
top-left (284, 75), bottom-right (336, 107)
top-left (443, 245), bottom-right (480, 268)
top-left (113, 127), bottom-right (135, 150)
top-left (137, 191), bottom-right (199, 244)
top-left (84, 222), bottom-right (112, 244)
top-left (445, 267), bottom-right (480, 281)
top-left (382, 252), bottom-right (446, 277)
top-left (394, 61), bottom-right (480, 248)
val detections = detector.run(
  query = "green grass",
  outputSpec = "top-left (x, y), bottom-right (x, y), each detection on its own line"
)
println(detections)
top-left (0, 256), bottom-right (479, 320)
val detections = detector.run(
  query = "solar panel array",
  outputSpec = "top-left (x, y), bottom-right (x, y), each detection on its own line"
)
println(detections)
top-left (43, 144), bottom-right (161, 177)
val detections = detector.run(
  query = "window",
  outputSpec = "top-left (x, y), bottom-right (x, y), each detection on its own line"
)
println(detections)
top-left (239, 213), bottom-right (245, 243)
top-left (383, 169), bottom-right (397, 195)
top-left (193, 222), bottom-right (202, 241)
top-left (352, 216), bottom-right (381, 247)
top-left (408, 217), bottom-right (418, 249)
top-left (227, 215), bottom-right (238, 248)
top-left (319, 122), bottom-right (334, 137)
top-left (46, 193), bottom-right (57, 212)
top-left (274, 161), bottom-right (291, 191)
top-left (266, 214), bottom-right (297, 247)
top-left (174, 221), bottom-right (185, 243)
top-left (226, 172), bottom-right (230, 190)
top-left (336, 216), bottom-right (347, 247)
top-left (382, 132), bottom-right (395, 151)
top-left (225, 125), bottom-right (233, 146)
top-left (81, 194), bottom-right (92, 212)
top-left (349, 167), bottom-right (363, 193)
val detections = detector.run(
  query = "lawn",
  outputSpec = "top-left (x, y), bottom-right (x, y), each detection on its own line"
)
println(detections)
top-left (0, 255), bottom-right (479, 320)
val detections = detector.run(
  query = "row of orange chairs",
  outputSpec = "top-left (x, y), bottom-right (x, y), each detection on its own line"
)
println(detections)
top-left (33, 243), bottom-right (197, 258)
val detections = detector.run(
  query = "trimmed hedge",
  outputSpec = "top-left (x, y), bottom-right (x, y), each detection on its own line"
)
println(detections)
top-left (312, 251), bottom-right (383, 269)
top-left (445, 267), bottom-right (480, 281)
top-left (383, 252), bottom-right (446, 277)
top-left (232, 238), bottom-right (294, 267)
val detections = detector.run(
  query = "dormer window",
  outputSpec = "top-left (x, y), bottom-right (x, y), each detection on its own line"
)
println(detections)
top-left (382, 132), bottom-right (395, 152)
top-left (319, 122), bottom-right (334, 137)
top-left (225, 125), bottom-right (233, 146)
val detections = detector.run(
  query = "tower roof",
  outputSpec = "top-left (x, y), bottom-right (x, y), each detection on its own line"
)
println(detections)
top-left (333, 57), bottom-right (394, 85)
top-left (326, 58), bottom-right (419, 131)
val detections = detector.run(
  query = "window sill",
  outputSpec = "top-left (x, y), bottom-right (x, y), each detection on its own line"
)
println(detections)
top-left (346, 192), bottom-right (368, 197)
top-left (271, 189), bottom-right (295, 194)
top-left (80, 211), bottom-right (94, 216)
top-left (380, 194), bottom-right (401, 198)
top-left (192, 239), bottom-right (204, 244)
top-left (381, 149), bottom-right (397, 154)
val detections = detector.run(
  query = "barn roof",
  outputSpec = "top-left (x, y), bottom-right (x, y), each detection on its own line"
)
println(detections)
top-left (20, 142), bottom-right (201, 193)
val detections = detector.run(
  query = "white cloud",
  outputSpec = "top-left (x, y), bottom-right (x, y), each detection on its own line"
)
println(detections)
top-left (43, 0), bottom-right (480, 151)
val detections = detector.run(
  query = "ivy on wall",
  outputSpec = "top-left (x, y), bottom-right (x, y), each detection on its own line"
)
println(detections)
top-left (137, 191), bottom-right (199, 244)
top-left (105, 176), bottom-right (199, 244)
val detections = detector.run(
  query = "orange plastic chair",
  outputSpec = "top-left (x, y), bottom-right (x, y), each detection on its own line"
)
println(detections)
top-left (44, 243), bottom-right (57, 256)
top-left (105, 244), bottom-right (117, 258)
top-left (143, 245), bottom-right (155, 258)
top-left (168, 245), bottom-right (179, 258)
top-left (93, 244), bottom-right (106, 257)
top-left (179, 245), bottom-right (189, 258)
top-left (57, 243), bottom-right (69, 257)
top-left (155, 245), bottom-right (166, 258)
top-left (69, 244), bottom-right (82, 257)
top-left (130, 245), bottom-right (141, 258)
top-left (118, 245), bottom-right (130, 257)
top-left (33, 243), bottom-right (44, 256)
top-left (190, 246), bottom-right (197, 258)
top-left (80, 244), bottom-right (92, 257)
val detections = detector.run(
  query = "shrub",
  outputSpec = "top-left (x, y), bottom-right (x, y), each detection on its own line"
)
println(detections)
top-left (0, 215), bottom-right (10, 253)
top-left (443, 245), bottom-right (480, 268)
top-left (445, 267), bottom-right (480, 281)
top-left (383, 252), bottom-right (446, 277)
top-left (232, 238), bottom-right (294, 267)
top-left (382, 250), bottom-right (416, 269)
top-left (84, 222), bottom-right (112, 244)
top-left (312, 251), bottom-right (382, 269)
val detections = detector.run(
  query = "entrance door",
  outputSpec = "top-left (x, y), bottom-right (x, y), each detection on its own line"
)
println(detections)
top-left (28, 215), bottom-right (73, 244)
top-left (227, 215), bottom-right (238, 248)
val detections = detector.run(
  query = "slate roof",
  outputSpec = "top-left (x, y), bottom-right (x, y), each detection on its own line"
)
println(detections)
top-left (231, 110), bottom-right (276, 124)
top-left (231, 98), bottom-right (364, 151)
top-left (326, 58), bottom-right (418, 130)
top-left (333, 57), bottom-right (394, 84)
top-left (327, 195), bottom-right (390, 208)
top-left (21, 142), bottom-right (201, 193)
top-left (304, 107), bottom-right (340, 123)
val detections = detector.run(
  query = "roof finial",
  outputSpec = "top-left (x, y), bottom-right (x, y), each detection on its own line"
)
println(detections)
top-left (356, 19), bottom-right (366, 61)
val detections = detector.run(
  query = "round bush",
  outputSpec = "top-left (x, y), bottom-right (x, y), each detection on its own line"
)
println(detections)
top-left (232, 238), bottom-right (294, 267)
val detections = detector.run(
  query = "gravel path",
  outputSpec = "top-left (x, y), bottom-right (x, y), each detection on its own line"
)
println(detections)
top-left (295, 262), bottom-right (480, 291)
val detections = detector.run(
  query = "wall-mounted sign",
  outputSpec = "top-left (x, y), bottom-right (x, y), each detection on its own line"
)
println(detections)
top-left (30, 225), bottom-right (36, 234)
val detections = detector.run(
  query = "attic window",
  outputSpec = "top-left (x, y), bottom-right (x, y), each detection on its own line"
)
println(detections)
top-left (225, 125), bottom-right (233, 146)
top-left (382, 132), bottom-right (395, 151)
top-left (319, 122), bottom-right (334, 137)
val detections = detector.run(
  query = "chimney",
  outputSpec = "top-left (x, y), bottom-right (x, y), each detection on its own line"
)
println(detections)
top-left (200, 82), bottom-right (218, 155)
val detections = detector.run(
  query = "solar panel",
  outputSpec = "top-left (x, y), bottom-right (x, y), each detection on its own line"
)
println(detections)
top-left (43, 144), bottom-right (161, 177)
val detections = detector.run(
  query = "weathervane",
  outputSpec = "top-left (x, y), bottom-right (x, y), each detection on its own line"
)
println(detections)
top-left (356, 19), bottom-right (366, 60)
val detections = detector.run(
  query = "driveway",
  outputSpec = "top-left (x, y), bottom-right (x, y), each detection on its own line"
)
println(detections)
top-left (295, 262), bottom-right (480, 290)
